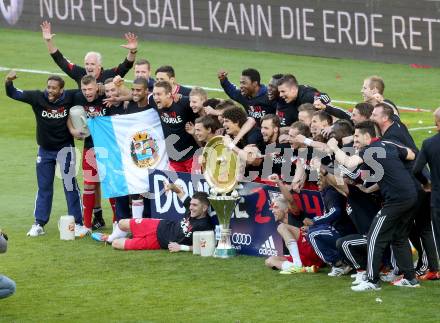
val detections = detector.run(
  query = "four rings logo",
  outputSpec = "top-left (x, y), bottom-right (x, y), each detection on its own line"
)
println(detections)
top-left (0, 0), bottom-right (23, 25)
top-left (231, 233), bottom-right (252, 246)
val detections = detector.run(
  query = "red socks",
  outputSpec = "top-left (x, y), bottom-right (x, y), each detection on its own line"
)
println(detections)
top-left (82, 188), bottom-right (95, 228)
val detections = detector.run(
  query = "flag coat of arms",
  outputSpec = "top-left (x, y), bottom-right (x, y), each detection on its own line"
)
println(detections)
top-left (88, 109), bottom-right (168, 198)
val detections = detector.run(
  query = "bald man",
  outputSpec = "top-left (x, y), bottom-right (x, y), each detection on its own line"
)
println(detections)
top-left (41, 21), bottom-right (137, 88)
top-left (414, 108), bottom-right (440, 275)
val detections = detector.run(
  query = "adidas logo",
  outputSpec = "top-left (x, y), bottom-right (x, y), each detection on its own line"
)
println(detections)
top-left (258, 235), bottom-right (278, 256)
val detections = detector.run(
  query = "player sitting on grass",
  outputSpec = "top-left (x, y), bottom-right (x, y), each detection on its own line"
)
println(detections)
top-left (265, 196), bottom-right (323, 274)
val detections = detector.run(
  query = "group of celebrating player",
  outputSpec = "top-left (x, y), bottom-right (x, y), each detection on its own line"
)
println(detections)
top-left (4, 21), bottom-right (440, 292)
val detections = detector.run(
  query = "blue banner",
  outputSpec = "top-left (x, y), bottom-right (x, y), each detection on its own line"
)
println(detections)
top-left (149, 170), bottom-right (323, 257)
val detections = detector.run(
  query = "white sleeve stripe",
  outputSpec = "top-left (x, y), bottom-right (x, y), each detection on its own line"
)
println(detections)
top-left (313, 207), bottom-right (337, 221)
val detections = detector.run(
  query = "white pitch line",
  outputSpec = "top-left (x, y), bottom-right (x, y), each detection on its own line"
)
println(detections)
top-left (408, 126), bottom-right (436, 131)
top-left (0, 65), bottom-right (431, 112)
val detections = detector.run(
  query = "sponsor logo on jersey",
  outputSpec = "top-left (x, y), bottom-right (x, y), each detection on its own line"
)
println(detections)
top-left (161, 111), bottom-right (183, 124)
top-left (248, 105), bottom-right (265, 119)
top-left (42, 107), bottom-right (68, 119)
top-left (276, 111), bottom-right (286, 126)
top-left (84, 105), bottom-right (106, 117)
top-left (180, 217), bottom-right (193, 238)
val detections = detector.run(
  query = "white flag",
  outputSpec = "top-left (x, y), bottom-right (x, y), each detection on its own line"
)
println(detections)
top-left (88, 109), bottom-right (168, 198)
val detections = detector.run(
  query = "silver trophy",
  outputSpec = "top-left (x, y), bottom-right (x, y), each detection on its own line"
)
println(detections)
top-left (202, 136), bottom-right (242, 258)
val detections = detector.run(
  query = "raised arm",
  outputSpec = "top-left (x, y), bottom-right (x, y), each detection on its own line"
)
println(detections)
top-left (269, 174), bottom-right (300, 215)
top-left (41, 21), bottom-right (58, 54)
top-left (4, 71), bottom-right (35, 104)
top-left (121, 32), bottom-right (138, 63)
top-left (165, 182), bottom-right (186, 201)
top-left (320, 167), bottom-right (349, 196)
top-left (42, 21), bottom-right (85, 82)
top-left (218, 70), bottom-right (244, 103)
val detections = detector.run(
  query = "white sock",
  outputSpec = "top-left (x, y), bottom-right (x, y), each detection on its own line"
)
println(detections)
top-left (107, 222), bottom-right (127, 243)
top-left (132, 199), bottom-right (144, 219)
top-left (287, 239), bottom-right (303, 267)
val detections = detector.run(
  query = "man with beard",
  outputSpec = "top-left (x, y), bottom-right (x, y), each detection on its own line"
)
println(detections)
top-left (264, 196), bottom-right (322, 274)
top-left (259, 114), bottom-right (293, 180)
top-left (5, 71), bottom-right (85, 237)
top-left (125, 78), bottom-right (152, 114)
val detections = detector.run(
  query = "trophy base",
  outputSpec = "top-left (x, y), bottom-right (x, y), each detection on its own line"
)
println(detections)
top-left (213, 247), bottom-right (236, 258)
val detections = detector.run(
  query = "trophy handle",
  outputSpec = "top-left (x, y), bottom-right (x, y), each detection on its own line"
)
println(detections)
top-left (80, 115), bottom-right (88, 129)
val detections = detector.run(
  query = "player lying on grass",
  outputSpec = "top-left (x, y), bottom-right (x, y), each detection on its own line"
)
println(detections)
top-left (93, 184), bottom-right (214, 252)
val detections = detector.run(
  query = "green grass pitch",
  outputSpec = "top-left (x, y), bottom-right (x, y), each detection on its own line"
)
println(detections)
top-left (0, 28), bottom-right (439, 322)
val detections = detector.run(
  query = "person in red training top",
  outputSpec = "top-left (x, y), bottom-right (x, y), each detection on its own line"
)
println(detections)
top-left (264, 196), bottom-right (323, 274)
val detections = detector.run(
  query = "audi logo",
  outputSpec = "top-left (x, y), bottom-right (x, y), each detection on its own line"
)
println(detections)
top-left (232, 233), bottom-right (252, 245)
